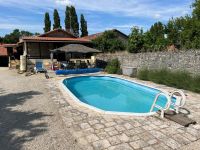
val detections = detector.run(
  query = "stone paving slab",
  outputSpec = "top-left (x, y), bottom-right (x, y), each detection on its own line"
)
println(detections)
top-left (47, 74), bottom-right (200, 150)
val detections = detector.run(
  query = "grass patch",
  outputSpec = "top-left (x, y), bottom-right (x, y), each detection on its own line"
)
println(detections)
top-left (137, 68), bottom-right (200, 93)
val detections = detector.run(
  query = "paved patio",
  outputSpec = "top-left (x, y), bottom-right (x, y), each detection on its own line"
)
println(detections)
top-left (1, 69), bottom-right (200, 150)
top-left (48, 74), bottom-right (200, 150)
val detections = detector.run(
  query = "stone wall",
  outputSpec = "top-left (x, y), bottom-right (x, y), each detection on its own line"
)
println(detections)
top-left (96, 50), bottom-right (200, 75)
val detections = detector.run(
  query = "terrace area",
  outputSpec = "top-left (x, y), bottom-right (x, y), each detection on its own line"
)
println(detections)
top-left (50, 74), bottom-right (200, 150)
top-left (1, 68), bottom-right (200, 150)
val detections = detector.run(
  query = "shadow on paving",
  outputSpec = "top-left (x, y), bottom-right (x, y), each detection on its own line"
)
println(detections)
top-left (0, 89), bottom-right (52, 150)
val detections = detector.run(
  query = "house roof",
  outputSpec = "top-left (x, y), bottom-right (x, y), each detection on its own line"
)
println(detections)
top-left (82, 32), bottom-right (103, 40)
top-left (3, 44), bottom-right (18, 47)
top-left (38, 28), bottom-right (76, 38)
top-left (21, 36), bottom-right (91, 43)
top-left (51, 44), bottom-right (101, 53)
top-left (19, 29), bottom-right (91, 43)
top-left (83, 29), bottom-right (128, 40)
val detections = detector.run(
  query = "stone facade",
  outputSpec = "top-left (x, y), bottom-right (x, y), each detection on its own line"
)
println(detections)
top-left (96, 50), bottom-right (200, 75)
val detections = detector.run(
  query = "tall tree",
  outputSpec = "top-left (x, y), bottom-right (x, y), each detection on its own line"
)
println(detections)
top-left (143, 30), bottom-right (154, 51)
top-left (65, 6), bottom-right (71, 31)
top-left (80, 14), bottom-right (88, 37)
top-left (149, 22), bottom-right (167, 51)
top-left (192, 0), bottom-right (200, 19)
top-left (53, 9), bottom-right (61, 29)
top-left (0, 36), bottom-right (3, 43)
top-left (70, 6), bottom-right (79, 37)
top-left (166, 19), bottom-right (180, 47)
top-left (43, 12), bottom-right (51, 33)
top-left (128, 27), bottom-right (144, 53)
top-left (93, 30), bottom-right (126, 52)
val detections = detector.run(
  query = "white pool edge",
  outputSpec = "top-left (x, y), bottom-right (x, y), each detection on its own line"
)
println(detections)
top-left (59, 74), bottom-right (167, 117)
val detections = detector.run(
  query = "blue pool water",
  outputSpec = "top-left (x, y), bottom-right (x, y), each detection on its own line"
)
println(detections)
top-left (63, 76), bottom-right (171, 114)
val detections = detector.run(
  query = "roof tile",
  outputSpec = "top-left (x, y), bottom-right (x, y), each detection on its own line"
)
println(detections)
top-left (22, 36), bottom-right (91, 42)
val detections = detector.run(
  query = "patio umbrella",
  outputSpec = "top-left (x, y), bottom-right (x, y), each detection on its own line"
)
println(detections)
top-left (50, 44), bottom-right (101, 54)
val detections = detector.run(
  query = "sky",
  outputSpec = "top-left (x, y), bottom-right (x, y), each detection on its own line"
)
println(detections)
top-left (0, 0), bottom-right (193, 36)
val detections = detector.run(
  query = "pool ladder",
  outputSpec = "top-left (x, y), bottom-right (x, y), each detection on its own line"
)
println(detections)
top-left (150, 91), bottom-right (186, 118)
top-left (169, 90), bottom-right (186, 113)
top-left (150, 92), bottom-right (171, 118)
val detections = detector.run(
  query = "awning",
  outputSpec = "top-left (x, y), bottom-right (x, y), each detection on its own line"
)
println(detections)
top-left (50, 44), bottom-right (101, 53)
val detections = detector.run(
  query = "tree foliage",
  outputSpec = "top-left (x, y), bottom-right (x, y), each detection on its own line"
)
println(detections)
top-left (93, 30), bottom-right (126, 52)
top-left (148, 22), bottom-right (167, 51)
top-left (193, 0), bottom-right (200, 19)
top-left (128, 27), bottom-right (144, 53)
top-left (43, 12), bottom-right (51, 33)
top-left (127, 0), bottom-right (200, 52)
top-left (2, 29), bottom-right (38, 44)
top-left (65, 6), bottom-right (71, 31)
top-left (0, 36), bottom-right (3, 43)
top-left (53, 9), bottom-right (61, 29)
top-left (165, 18), bottom-right (181, 47)
top-left (70, 6), bottom-right (79, 37)
top-left (80, 14), bottom-right (88, 37)
top-left (65, 6), bottom-right (87, 37)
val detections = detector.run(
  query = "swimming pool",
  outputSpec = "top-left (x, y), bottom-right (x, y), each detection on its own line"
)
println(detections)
top-left (63, 76), bottom-right (171, 115)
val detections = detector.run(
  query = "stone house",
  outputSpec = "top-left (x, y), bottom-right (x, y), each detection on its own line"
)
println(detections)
top-left (18, 29), bottom-right (92, 60)
top-left (2, 28), bottom-right (128, 69)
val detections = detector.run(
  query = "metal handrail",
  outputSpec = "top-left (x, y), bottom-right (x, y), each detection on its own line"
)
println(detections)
top-left (150, 92), bottom-right (171, 118)
top-left (170, 90), bottom-right (186, 113)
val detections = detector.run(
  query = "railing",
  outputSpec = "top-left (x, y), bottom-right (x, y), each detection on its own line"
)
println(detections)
top-left (150, 92), bottom-right (171, 118)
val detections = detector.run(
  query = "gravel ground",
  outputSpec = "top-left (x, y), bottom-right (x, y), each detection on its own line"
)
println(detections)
top-left (0, 68), bottom-right (82, 150)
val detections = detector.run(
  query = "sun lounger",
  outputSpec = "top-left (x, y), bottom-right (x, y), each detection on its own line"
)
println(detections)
top-left (34, 61), bottom-right (46, 73)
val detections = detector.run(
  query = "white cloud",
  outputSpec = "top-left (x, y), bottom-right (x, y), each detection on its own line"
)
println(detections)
top-left (0, 0), bottom-right (192, 20)
top-left (64, 0), bottom-right (192, 21)
top-left (0, 15), bottom-right (42, 33)
top-left (0, 0), bottom-right (193, 35)
top-left (55, 0), bottom-right (73, 6)
top-left (153, 14), bottom-right (161, 19)
top-left (0, 23), bottom-right (41, 31)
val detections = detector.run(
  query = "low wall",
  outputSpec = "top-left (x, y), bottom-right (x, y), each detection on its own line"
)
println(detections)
top-left (96, 50), bottom-right (200, 75)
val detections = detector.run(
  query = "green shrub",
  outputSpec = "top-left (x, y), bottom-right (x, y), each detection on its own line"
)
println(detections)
top-left (137, 68), bottom-right (149, 80)
top-left (191, 76), bottom-right (200, 93)
top-left (116, 68), bottom-right (122, 75)
top-left (137, 68), bottom-right (200, 93)
top-left (105, 59), bottom-right (121, 74)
